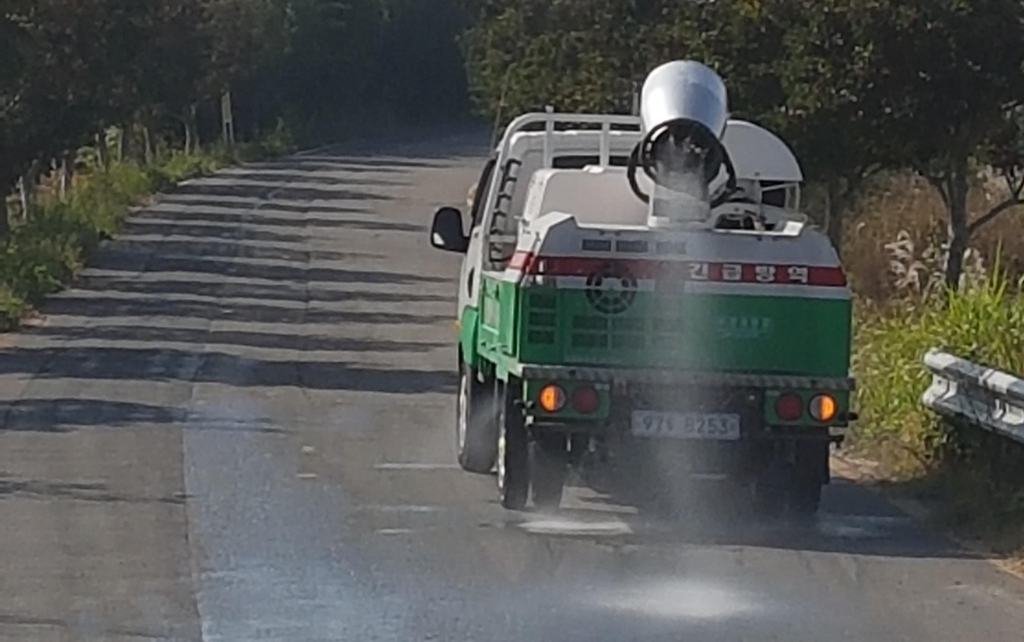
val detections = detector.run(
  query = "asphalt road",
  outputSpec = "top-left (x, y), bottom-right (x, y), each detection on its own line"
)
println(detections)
top-left (3, 131), bottom-right (1024, 642)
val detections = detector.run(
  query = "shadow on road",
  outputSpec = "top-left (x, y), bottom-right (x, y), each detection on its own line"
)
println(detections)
top-left (120, 220), bottom-right (309, 244)
top-left (93, 239), bottom-right (374, 264)
top-left (39, 295), bottom-right (450, 324)
top-left (0, 476), bottom-right (185, 505)
top-left (84, 255), bottom-right (438, 283)
top-left (209, 170), bottom-right (407, 187)
top-left (0, 347), bottom-right (456, 393)
top-left (133, 208), bottom-right (414, 231)
top-left (33, 326), bottom-right (446, 353)
top-left (123, 217), bottom-right (426, 236)
top-left (0, 398), bottom-right (185, 432)
top-left (0, 613), bottom-right (168, 639)
top-left (60, 280), bottom-right (451, 305)
top-left (164, 182), bottom-right (392, 204)
top-left (153, 199), bottom-right (384, 216)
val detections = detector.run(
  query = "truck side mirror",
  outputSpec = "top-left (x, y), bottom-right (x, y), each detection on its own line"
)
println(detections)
top-left (430, 207), bottom-right (469, 253)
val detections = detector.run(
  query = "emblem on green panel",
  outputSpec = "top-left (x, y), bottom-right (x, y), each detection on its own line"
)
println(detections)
top-left (715, 316), bottom-right (774, 340)
top-left (586, 263), bottom-right (638, 315)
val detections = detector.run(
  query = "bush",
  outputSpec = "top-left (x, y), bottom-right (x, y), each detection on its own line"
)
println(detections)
top-left (852, 264), bottom-right (1024, 476)
top-left (0, 286), bottom-right (24, 330)
top-left (152, 153), bottom-right (221, 185)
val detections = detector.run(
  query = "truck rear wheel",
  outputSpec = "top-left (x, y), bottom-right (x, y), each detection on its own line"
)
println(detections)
top-left (789, 472), bottom-right (823, 517)
top-left (753, 440), bottom-right (827, 518)
top-left (497, 377), bottom-right (529, 510)
top-left (456, 364), bottom-right (498, 474)
top-left (789, 441), bottom-right (829, 517)
top-left (530, 434), bottom-right (567, 510)
top-left (751, 461), bottom-right (787, 518)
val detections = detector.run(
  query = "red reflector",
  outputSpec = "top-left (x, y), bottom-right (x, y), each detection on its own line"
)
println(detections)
top-left (775, 393), bottom-right (803, 421)
top-left (571, 386), bottom-right (600, 414)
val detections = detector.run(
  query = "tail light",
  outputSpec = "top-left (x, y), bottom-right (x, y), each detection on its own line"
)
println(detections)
top-left (775, 393), bottom-right (803, 421)
top-left (571, 386), bottom-right (600, 414)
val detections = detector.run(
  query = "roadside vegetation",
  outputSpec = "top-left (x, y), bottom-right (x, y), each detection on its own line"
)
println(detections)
top-left (845, 179), bottom-right (1024, 552)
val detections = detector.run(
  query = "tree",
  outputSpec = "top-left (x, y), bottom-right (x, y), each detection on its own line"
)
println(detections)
top-left (201, 0), bottom-right (291, 141)
top-left (0, 2), bottom-right (30, 235)
top-left (863, 0), bottom-right (1024, 289)
top-left (461, 0), bottom-right (653, 120)
top-left (723, 0), bottom-right (891, 254)
top-left (131, 0), bottom-right (210, 156)
top-left (277, 0), bottom-right (379, 131)
top-left (378, 0), bottom-right (471, 124)
top-left (1, 1), bottom-right (191, 191)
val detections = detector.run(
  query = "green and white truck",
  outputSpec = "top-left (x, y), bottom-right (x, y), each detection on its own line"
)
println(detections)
top-left (429, 61), bottom-right (855, 514)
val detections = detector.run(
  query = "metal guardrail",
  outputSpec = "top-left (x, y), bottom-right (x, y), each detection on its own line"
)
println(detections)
top-left (921, 349), bottom-right (1024, 444)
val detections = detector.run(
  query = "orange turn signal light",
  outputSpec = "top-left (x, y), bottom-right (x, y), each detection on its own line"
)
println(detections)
top-left (809, 394), bottom-right (837, 422)
top-left (538, 384), bottom-right (567, 413)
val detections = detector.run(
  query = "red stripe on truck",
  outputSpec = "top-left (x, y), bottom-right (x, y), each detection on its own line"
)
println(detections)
top-left (510, 251), bottom-right (847, 286)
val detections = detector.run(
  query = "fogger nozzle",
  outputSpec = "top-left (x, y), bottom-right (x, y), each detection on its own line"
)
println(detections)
top-left (640, 60), bottom-right (729, 189)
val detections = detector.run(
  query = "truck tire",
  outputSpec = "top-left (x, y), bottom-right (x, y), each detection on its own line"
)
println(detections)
top-left (752, 460), bottom-right (788, 518)
top-left (530, 434), bottom-right (567, 510)
top-left (497, 377), bottom-right (529, 510)
top-left (456, 364), bottom-right (498, 474)
top-left (789, 472), bottom-right (823, 517)
top-left (789, 441), bottom-right (829, 517)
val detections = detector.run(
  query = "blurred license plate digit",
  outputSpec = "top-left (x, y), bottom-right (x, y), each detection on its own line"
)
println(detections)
top-left (630, 411), bottom-right (741, 440)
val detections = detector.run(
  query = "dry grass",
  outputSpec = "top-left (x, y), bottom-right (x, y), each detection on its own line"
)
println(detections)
top-left (841, 172), bottom-right (1024, 301)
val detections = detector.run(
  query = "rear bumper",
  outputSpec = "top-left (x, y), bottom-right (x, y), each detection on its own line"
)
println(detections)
top-left (517, 363), bottom-right (855, 431)
top-left (514, 363), bottom-right (855, 391)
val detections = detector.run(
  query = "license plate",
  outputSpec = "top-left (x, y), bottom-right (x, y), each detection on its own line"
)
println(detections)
top-left (630, 411), bottom-right (741, 440)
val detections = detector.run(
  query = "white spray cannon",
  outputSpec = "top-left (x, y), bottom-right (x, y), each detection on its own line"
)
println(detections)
top-left (627, 60), bottom-right (738, 228)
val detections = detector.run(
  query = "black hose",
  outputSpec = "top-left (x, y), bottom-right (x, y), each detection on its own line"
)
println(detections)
top-left (711, 147), bottom-right (739, 209)
top-left (627, 143), bottom-right (650, 204)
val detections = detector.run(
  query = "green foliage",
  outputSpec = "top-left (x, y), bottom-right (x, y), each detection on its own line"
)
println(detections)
top-left (235, 120), bottom-right (297, 161)
top-left (0, 285), bottom-right (23, 331)
top-left (150, 153), bottom-right (222, 188)
top-left (461, 0), bottom-right (654, 119)
top-left (852, 266), bottom-right (1024, 477)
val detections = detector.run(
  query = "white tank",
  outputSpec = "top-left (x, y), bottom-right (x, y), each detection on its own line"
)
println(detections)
top-left (640, 60), bottom-right (729, 140)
